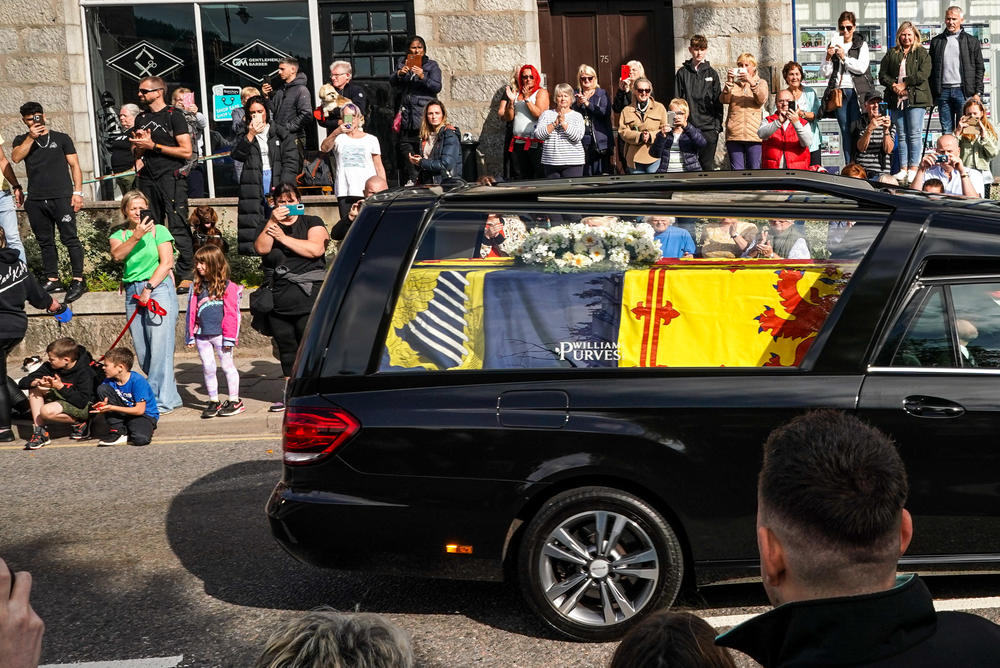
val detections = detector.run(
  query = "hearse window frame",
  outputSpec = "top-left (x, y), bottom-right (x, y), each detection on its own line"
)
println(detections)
top-left (372, 199), bottom-right (893, 376)
top-left (873, 273), bottom-right (1000, 371)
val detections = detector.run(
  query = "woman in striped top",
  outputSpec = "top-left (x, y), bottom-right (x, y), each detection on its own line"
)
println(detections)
top-left (534, 83), bottom-right (586, 178)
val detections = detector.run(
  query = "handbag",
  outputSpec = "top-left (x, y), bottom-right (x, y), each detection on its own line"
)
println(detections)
top-left (392, 108), bottom-right (404, 134)
top-left (587, 116), bottom-right (610, 157)
top-left (823, 69), bottom-right (845, 116)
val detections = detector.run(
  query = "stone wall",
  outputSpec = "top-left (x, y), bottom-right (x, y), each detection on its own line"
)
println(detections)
top-left (0, 0), bottom-right (93, 186)
top-left (416, 0), bottom-right (541, 177)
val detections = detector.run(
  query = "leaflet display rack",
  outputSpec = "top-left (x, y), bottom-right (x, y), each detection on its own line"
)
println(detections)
top-left (793, 0), bottom-right (998, 173)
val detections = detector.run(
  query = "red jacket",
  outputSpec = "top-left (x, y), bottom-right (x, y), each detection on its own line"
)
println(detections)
top-left (761, 115), bottom-right (810, 169)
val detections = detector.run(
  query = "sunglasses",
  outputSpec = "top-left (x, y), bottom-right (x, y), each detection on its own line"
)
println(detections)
top-left (521, 75), bottom-right (535, 80)
top-left (580, 76), bottom-right (594, 82)
top-left (635, 88), bottom-right (652, 93)
top-left (838, 25), bottom-right (854, 31)
top-left (137, 87), bottom-right (162, 95)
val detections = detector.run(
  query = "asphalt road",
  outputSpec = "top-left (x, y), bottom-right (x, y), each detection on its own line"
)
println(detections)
top-left (3, 437), bottom-right (999, 667)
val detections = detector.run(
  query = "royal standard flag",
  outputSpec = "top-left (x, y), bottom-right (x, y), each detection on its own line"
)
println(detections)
top-left (618, 261), bottom-right (851, 367)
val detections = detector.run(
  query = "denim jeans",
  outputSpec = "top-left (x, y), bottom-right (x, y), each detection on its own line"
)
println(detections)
top-left (937, 87), bottom-right (967, 135)
top-left (891, 104), bottom-right (927, 168)
top-left (627, 160), bottom-right (661, 174)
top-left (834, 88), bottom-right (861, 163)
top-left (125, 278), bottom-right (182, 411)
top-left (0, 191), bottom-right (24, 263)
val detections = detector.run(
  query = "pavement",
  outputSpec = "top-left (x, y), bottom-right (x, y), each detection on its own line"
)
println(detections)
top-left (8, 352), bottom-right (286, 448)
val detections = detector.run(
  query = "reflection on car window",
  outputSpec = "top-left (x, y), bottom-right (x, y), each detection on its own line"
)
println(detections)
top-left (892, 288), bottom-right (954, 367)
top-left (949, 283), bottom-right (1000, 368)
top-left (383, 211), bottom-right (883, 371)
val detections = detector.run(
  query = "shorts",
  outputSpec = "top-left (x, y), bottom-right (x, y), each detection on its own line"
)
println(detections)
top-left (47, 389), bottom-right (90, 421)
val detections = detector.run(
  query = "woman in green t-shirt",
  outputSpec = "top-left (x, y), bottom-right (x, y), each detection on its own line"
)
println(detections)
top-left (108, 190), bottom-right (182, 413)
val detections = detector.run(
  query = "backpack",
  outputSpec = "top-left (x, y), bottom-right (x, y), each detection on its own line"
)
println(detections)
top-left (297, 152), bottom-right (333, 187)
top-left (179, 109), bottom-right (202, 176)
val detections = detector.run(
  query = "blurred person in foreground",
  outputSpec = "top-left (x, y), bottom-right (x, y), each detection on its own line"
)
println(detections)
top-left (610, 610), bottom-right (735, 668)
top-left (717, 410), bottom-right (1000, 666)
top-left (0, 557), bottom-right (44, 668)
top-left (254, 608), bottom-right (413, 668)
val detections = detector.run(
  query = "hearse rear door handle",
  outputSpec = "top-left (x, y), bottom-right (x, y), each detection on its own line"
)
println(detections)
top-left (902, 396), bottom-right (966, 418)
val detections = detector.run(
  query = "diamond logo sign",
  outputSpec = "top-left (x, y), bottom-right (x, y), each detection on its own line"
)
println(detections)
top-left (106, 41), bottom-right (184, 81)
top-left (220, 40), bottom-right (289, 82)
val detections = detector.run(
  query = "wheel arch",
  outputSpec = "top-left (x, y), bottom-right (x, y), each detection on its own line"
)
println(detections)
top-left (501, 474), bottom-right (697, 593)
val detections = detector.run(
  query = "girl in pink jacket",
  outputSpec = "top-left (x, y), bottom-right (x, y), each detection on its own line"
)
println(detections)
top-left (185, 245), bottom-right (244, 418)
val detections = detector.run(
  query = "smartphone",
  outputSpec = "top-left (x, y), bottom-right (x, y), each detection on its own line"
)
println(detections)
top-left (343, 111), bottom-right (354, 130)
top-left (621, 64), bottom-right (631, 81)
top-left (737, 67), bottom-right (748, 77)
top-left (139, 209), bottom-right (154, 222)
top-left (286, 203), bottom-right (305, 215)
top-left (31, 113), bottom-right (43, 125)
top-left (878, 101), bottom-right (889, 115)
top-left (788, 100), bottom-right (796, 111)
top-left (667, 111), bottom-right (676, 125)
top-left (180, 92), bottom-right (195, 108)
top-left (405, 53), bottom-right (422, 70)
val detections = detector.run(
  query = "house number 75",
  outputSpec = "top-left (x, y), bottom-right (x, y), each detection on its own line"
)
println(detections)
top-left (600, 55), bottom-right (610, 63)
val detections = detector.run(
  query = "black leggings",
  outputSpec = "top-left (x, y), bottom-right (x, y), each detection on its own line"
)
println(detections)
top-left (0, 337), bottom-right (24, 428)
top-left (269, 312), bottom-right (311, 376)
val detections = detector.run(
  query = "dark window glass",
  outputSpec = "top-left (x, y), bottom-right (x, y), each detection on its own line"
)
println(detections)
top-left (355, 58), bottom-right (373, 78)
top-left (333, 35), bottom-right (350, 53)
top-left (332, 12), bottom-right (350, 32)
top-left (892, 288), bottom-right (954, 367)
top-left (948, 283), bottom-right (1000, 368)
top-left (373, 57), bottom-right (392, 77)
top-left (355, 34), bottom-right (390, 53)
top-left (371, 11), bottom-right (389, 32)
top-left (392, 34), bottom-right (410, 51)
top-left (351, 12), bottom-right (369, 31)
top-left (390, 11), bottom-right (407, 31)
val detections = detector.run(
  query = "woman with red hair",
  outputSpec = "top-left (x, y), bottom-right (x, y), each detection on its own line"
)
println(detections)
top-left (499, 64), bottom-right (549, 180)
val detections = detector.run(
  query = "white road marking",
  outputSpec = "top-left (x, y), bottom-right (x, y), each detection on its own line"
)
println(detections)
top-left (703, 596), bottom-right (1000, 629)
top-left (40, 657), bottom-right (183, 668)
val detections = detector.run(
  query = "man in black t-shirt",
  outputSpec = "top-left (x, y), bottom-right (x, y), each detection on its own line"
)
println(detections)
top-left (11, 101), bottom-right (87, 302)
top-left (850, 94), bottom-right (896, 179)
top-left (130, 75), bottom-right (196, 293)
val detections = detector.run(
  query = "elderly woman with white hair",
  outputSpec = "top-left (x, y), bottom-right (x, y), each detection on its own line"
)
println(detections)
top-left (534, 83), bottom-right (586, 178)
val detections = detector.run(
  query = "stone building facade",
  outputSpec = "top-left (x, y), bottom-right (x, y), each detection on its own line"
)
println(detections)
top-left (0, 0), bottom-right (792, 189)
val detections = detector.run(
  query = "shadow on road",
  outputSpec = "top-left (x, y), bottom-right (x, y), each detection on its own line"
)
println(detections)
top-left (165, 460), bottom-right (557, 640)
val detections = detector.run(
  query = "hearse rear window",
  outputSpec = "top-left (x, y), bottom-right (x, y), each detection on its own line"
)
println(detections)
top-left (378, 211), bottom-right (881, 371)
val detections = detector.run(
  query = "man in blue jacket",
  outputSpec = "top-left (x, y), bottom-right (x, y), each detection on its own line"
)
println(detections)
top-left (717, 410), bottom-right (1000, 666)
top-left (930, 6), bottom-right (985, 134)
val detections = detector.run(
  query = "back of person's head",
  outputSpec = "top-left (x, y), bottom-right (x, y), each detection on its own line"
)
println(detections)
top-left (19, 101), bottom-right (43, 117)
top-left (758, 410), bottom-right (909, 598)
top-left (840, 163), bottom-right (868, 179)
top-left (922, 178), bottom-right (945, 193)
top-left (47, 337), bottom-right (79, 361)
top-left (609, 611), bottom-right (736, 668)
top-left (104, 347), bottom-right (135, 370)
top-left (254, 609), bottom-right (414, 668)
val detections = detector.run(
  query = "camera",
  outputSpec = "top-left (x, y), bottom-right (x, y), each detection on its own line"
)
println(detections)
top-left (667, 111), bottom-right (676, 126)
top-left (935, 153), bottom-right (950, 163)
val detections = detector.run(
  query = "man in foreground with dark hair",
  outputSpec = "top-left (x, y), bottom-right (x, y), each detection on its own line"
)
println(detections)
top-left (717, 410), bottom-right (1000, 666)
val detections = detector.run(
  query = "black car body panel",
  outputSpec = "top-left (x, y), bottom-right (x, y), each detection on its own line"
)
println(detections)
top-left (268, 172), bottom-right (1000, 633)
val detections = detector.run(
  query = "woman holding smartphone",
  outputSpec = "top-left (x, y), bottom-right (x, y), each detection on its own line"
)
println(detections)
top-left (253, 184), bottom-right (329, 412)
top-left (109, 190), bottom-right (182, 413)
top-left (321, 103), bottom-right (385, 221)
top-left (783, 61), bottom-right (823, 166)
top-left (720, 52), bottom-right (768, 169)
top-left (231, 95), bottom-right (298, 257)
top-left (408, 100), bottom-right (461, 185)
top-left (821, 12), bottom-right (874, 164)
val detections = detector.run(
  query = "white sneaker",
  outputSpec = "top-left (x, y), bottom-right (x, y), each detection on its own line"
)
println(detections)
top-left (97, 433), bottom-right (127, 447)
top-left (907, 169), bottom-right (918, 182)
top-left (892, 169), bottom-right (908, 181)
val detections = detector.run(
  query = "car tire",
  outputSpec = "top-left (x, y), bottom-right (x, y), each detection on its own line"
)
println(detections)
top-left (517, 485), bottom-right (684, 642)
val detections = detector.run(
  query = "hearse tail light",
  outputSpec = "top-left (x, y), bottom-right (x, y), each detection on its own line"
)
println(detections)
top-left (283, 406), bottom-right (360, 465)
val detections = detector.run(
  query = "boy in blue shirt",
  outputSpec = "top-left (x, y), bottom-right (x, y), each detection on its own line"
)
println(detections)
top-left (646, 215), bottom-right (695, 259)
top-left (92, 347), bottom-right (159, 446)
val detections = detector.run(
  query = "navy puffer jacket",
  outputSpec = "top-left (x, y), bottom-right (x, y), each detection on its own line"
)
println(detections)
top-left (390, 56), bottom-right (443, 133)
top-left (650, 125), bottom-right (707, 172)
top-left (418, 126), bottom-right (462, 184)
